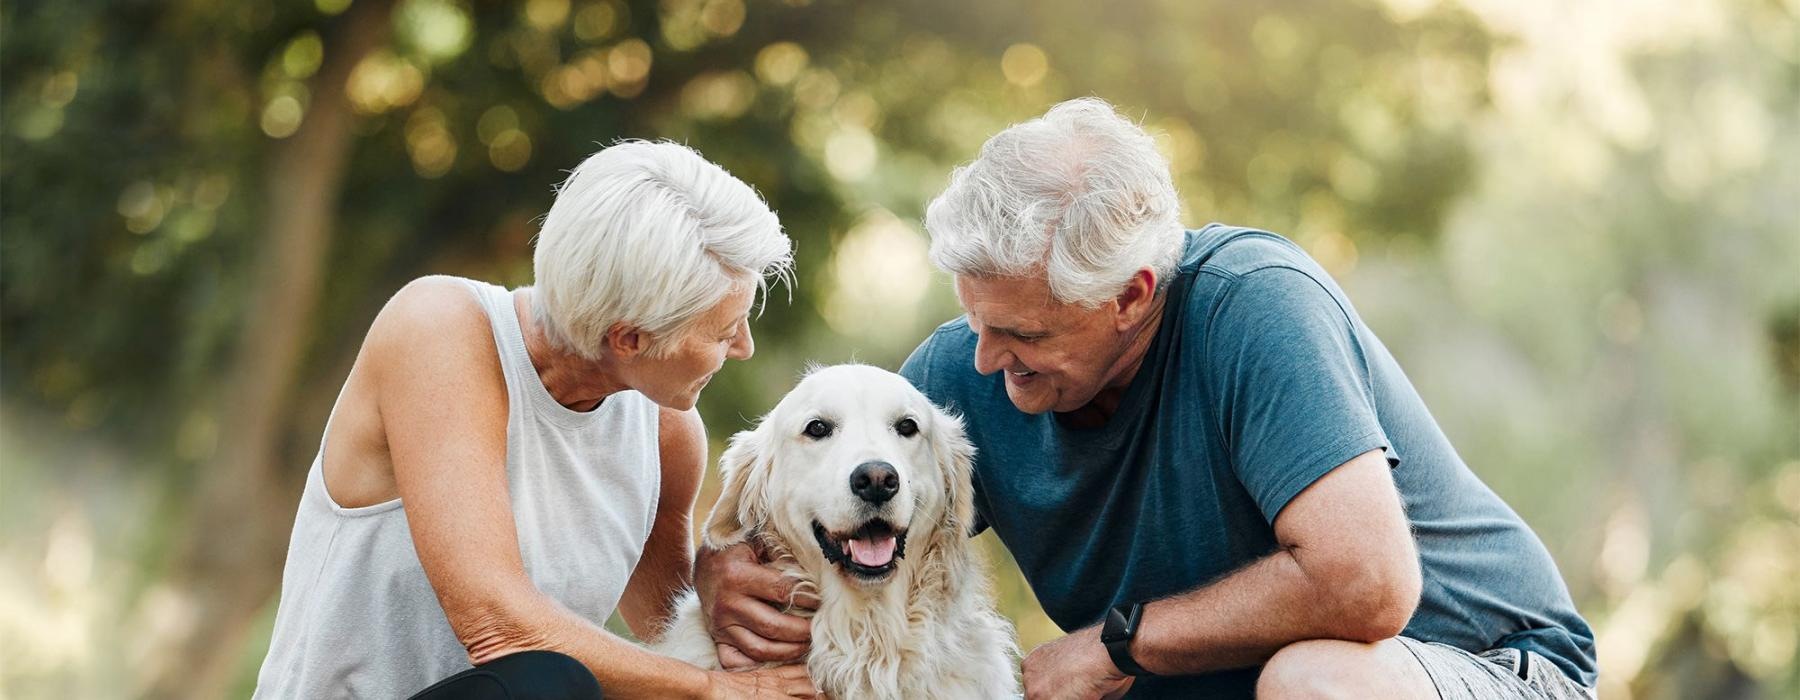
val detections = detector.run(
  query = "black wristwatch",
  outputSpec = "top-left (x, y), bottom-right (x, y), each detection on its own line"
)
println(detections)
top-left (1100, 601), bottom-right (1154, 677)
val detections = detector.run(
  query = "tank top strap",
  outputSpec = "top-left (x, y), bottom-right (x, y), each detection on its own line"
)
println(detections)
top-left (460, 278), bottom-right (603, 429)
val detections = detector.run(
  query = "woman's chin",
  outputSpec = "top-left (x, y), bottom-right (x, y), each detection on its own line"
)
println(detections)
top-left (638, 386), bottom-right (698, 411)
top-left (671, 393), bottom-right (702, 411)
top-left (643, 374), bottom-right (715, 411)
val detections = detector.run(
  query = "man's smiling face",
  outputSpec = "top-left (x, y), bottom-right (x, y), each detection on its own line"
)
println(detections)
top-left (954, 273), bottom-right (1143, 415)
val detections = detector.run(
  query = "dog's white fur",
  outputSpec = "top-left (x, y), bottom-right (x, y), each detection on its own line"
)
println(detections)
top-left (655, 364), bottom-right (1018, 698)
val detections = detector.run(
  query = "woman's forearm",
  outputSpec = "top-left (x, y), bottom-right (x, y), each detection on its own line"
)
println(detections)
top-left (549, 608), bottom-right (711, 699)
top-left (462, 589), bottom-right (710, 699)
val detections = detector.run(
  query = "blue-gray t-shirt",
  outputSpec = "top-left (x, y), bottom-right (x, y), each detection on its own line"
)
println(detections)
top-left (900, 225), bottom-right (1597, 697)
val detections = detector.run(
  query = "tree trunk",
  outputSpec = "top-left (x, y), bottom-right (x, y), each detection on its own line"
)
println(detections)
top-left (146, 1), bottom-right (396, 697)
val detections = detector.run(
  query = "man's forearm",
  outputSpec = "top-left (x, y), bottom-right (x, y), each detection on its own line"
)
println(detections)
top-left (1122, 452), bottom-right (1422, 676)
top-left (1128, 547), bottom-right (1401, 675)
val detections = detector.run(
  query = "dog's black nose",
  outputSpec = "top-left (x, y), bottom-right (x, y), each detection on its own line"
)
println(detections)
top-left (850, 461), bottom-right (900, 505)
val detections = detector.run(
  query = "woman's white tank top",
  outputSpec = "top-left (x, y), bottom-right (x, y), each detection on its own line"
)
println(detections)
top-left (253, 279), bottom-right (661, 699)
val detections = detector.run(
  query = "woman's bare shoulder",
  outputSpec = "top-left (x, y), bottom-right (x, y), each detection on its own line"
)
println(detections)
top-left (378, 275), bottom-right (488, 329)
top-left (322, 277), bottom-right (503, 507)
top-left (363, 276), bottom-right (496, 366)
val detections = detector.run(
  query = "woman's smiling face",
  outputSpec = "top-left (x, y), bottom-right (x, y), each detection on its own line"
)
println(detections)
top-left (633, 282), bottom-right (757, 411)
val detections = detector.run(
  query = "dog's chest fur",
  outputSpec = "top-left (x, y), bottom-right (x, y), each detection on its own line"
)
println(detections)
top-left (806, 580), bottom-right (1005, 698)
top-left (656, 542), bottom-right (1017, 700)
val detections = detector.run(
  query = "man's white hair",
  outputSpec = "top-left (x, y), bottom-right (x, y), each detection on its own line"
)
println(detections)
top-left (924, 97), bottom-right (1184, 306)
top-left (532, 140), bottom-right (793, 358)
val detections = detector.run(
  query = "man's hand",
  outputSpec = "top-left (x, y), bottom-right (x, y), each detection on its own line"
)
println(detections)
top-left (1022, 625), bottom-right (1133, 700)
top-left (694, 542), bottom-right (818, 668)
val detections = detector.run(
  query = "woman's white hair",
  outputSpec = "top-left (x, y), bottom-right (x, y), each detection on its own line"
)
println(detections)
top-left (924, 97), bottom-right (1184, 306)
top-left (532, 140), bottom-right (793, 358)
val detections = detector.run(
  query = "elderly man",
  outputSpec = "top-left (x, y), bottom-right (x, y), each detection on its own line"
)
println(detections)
top-left (697, 99), bottom-right (1597, 699)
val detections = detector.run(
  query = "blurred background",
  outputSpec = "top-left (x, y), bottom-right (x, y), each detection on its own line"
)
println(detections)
top-left (2, 0), bottom-right (1796, 697)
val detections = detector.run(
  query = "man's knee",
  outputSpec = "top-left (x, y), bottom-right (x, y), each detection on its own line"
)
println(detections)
top-left (482, 650), bottom-right (602, 700)
top-left (1256, 639), bottom-right (1386, 700)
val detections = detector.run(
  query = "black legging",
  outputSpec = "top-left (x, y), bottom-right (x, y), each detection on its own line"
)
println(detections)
top-left (408, 651), bottom-right (602, 700)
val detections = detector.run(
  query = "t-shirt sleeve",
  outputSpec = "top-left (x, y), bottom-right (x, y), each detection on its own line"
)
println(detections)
top-left (899, 335), bottom-right (933, 389)
top-left (1201, 266), bottom-right (1395, 524)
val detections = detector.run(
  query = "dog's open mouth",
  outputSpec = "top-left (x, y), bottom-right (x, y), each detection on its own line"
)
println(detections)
top-left (812, 519), bottom-right (908, 580)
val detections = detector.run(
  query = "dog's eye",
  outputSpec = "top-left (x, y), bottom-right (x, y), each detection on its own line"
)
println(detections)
top-left (894, 418), bottom-right (918, 438)
top-left (804, 419), bottom-right (834, 439)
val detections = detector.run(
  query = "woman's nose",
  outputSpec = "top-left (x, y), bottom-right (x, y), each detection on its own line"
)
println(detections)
top-left (728, 324), bottom-right (754, 361)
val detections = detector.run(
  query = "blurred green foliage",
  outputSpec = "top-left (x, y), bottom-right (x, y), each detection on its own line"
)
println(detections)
top-left (1, 0), bottom-right (1795, 698)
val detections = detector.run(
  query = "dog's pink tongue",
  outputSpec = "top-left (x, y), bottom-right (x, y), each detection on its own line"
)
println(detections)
top-left (846, 536), bottom-right (897, 567)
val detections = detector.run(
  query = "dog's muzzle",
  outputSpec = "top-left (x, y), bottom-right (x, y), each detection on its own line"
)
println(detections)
top-left (813, 519), bottom-right (907, 580)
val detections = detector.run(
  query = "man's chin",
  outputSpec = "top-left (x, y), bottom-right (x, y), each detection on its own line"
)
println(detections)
top-left (1003, 386), bottom-right (1056, 415)
top-left (1008, 387), bottom-right (1109, 417)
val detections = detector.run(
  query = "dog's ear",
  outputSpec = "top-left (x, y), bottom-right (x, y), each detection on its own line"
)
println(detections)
top-left (703, 426), bottom-right (770, 548)
top-left (911, 402), bottom-right (980, 607)
top-left (927, 404), bottom-right (977, 539)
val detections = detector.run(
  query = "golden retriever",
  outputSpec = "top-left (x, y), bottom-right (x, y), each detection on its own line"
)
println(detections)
top-left (655, 364), bottom-right (1018, 698)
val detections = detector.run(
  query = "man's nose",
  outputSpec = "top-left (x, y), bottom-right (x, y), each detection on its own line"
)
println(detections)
top-left (972, 332), bottom-right (1007, 376)
top-left (849, 461), bottom-right (900, 505)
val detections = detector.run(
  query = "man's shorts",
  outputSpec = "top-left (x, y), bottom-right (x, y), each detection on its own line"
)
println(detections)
top-left (1397, 637), bottom-right (1596, 700)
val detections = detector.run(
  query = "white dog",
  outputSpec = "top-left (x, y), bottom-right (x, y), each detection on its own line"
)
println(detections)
top-left (655, 364), bottom-right (1018, 698)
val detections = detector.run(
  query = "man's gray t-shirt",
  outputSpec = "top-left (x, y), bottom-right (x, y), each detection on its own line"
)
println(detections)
top-left (900, 225), bottom-right (1597, 697)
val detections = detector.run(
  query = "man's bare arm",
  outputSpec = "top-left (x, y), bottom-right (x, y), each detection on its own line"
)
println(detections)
top-left (1127, 449), bottom-right (1421, 673)
top-left (1024, 449), bottom-right (1419, 697)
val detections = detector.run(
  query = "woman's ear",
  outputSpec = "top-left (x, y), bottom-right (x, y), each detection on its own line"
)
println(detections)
top-left (702, 425), bottom-right (769, 548)
top-left (603, 322), bottom-right (647, 359)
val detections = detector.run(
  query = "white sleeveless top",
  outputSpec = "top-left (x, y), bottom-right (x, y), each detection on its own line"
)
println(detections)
top-left (254, 279), bottom-right (662, 699)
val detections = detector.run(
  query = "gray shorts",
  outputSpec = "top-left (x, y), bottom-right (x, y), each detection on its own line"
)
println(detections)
top-left (1397, 637), bottom-right (1595, 700)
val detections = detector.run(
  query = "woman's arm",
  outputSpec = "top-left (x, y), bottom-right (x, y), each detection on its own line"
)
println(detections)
top-left (368, 278), bottom-right (811, 700)
top-left (617, 406), bottom-right (707, 640)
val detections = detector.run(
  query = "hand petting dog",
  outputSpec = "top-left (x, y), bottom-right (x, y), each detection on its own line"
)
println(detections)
top-left (1023, 625), bottom-right (1133, 700)
top-left (696, 541), bottom-right (818, 668)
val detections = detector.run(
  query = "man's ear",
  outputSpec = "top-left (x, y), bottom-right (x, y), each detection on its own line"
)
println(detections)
top-left (1113, 268), bottom-right (1159, 330)
top-left (702, 426), bottom-right (770, 548)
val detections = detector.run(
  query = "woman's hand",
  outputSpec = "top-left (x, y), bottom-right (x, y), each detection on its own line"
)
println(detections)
top-left (702, 664), bottom-right (819, 699)
top-left (694, 542), bottom-right (818, 668)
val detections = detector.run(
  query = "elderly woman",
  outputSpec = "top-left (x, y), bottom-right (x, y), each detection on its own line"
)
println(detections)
top-left (253, 142), bottom-right (817, 699)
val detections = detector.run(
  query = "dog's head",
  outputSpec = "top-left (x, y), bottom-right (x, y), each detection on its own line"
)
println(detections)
top-left (705, 364), bottom-right (975, 588)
